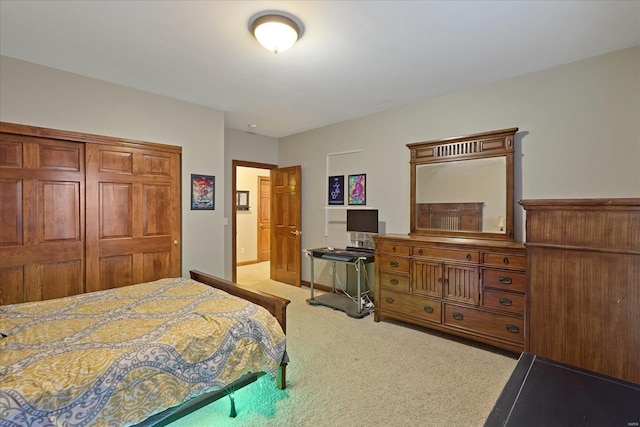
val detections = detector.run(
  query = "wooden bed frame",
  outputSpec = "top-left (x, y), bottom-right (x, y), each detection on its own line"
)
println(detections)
top-left (189, 270), bottom-right (290, 389)
top-left (134, 270), bottom-right (291, 426)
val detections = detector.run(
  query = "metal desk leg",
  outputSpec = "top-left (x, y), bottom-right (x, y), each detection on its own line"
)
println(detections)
top-left (356, 259), bottom-right (362, 313)
top-left (331, 261), bottom-right (337, 292)
top-left (309, 254), bottom-right (315, 300)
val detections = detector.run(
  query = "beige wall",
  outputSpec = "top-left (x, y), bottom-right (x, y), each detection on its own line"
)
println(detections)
top-left (0, 55), bottom-right (226, 278)
top-left (279, 46), bottom-right (640, 282)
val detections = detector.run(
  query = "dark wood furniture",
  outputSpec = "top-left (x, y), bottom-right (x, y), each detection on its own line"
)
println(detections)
top-left (485, 352), bottom-right (640, 427)
top-left (0, 122), bottom-right (181, 304)
top-left (409, 127), bottom-right (517, 239)
top-left (374, 128), bottom-right (526, 352)
top-left (374, 235), bottom-right (526, 352)
top-left (520, 198), bottom-right (640, 384)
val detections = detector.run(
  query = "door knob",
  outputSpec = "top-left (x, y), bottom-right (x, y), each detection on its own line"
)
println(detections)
top-left (173, 240), bottom-right (179, 245)
top-left (290, 230), bottom-right (302, 236)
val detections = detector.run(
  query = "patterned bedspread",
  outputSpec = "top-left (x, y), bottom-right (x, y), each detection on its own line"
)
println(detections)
top-left (0, 277), bottom-right (287, 426)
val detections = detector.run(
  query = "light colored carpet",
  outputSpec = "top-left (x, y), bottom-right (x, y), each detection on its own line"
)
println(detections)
top-left (168, 262), bottom-right (517, 427)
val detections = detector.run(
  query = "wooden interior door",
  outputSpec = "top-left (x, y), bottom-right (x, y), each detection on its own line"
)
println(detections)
top-left (0, 132), bottom-right (85, 304)
top-left (257, 175), bottom-right (271, 262)
top-left (270, 165), bottom-right (301, 286)
top-left (85, 142), bottom-right (181, 291)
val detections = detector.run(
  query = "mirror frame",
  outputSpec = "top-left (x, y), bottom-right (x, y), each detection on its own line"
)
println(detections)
top-left (408, 127), bottom-right (518, 241)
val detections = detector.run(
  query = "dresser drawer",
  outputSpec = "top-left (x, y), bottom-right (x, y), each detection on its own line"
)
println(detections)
top-left (377, 255), bottom-right (410, 273)
top-left (379, 271), bottom-right (410, 292)
top-left (483, 252), bottom-right (526, 269)
top-left (377, 241), bottom-right (410, 256)
top-left (412, 246), bottom-right (479, 263)
top-left (444, 304), bottom-right (524, 343)
top-left (482, 289), bottom-right (525, 315)
top-left (483, 269), bottom-right (526, 292)
top-left (379, 289), bottom-right (442, 323)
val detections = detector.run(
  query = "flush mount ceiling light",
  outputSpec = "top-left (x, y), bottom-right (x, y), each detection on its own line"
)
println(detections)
top-left (249, 11), bottom-right (304, 54)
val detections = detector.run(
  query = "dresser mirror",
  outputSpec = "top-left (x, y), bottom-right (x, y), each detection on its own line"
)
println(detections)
top-left (408, 128), bottom-right (517, 240)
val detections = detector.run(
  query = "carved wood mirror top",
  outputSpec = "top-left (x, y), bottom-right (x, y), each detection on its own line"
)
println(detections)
top-left (408, 127), bottom-right (517, 240)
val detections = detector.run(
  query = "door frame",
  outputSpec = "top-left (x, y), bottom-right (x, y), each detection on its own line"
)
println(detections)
top-left (232, 160), bottom-right (277, 283)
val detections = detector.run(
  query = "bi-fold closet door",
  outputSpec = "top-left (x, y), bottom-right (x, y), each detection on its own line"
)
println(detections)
top-left (0, 123), bottom-right (181, 304)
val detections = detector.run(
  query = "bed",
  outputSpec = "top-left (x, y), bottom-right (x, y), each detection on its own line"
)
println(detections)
top-left (0, 270), bottom-right (290, 426)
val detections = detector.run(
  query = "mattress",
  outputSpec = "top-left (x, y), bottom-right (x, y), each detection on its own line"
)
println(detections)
top-left (0, 277), bottom-right (287, 426)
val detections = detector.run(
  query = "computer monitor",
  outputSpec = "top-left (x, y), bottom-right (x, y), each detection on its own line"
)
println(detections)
top-left (346, 209), bottom-right (378, 234)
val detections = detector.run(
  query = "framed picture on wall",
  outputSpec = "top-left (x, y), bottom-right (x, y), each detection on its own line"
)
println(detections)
top-left (236, 190), bottom-right (250, 210)
top-left (328, 175), bottom-right (344, 205)
top-left (348, 173), bottom-right (366, 205)
top-left (191, 174), bottom-right (215, 210)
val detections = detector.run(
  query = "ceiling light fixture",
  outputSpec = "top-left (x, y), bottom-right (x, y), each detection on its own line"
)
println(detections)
top-left (249, 11), bottom-right (303, 54)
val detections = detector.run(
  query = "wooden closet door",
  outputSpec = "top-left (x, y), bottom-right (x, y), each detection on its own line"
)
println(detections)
top-left (0, 134), bottom-right (85, 304)
top-left (85, 143), bottom-right (181, 291)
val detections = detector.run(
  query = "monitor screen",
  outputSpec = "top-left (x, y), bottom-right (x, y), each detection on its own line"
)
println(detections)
top-left (346, 209), bottom-right (378, 234)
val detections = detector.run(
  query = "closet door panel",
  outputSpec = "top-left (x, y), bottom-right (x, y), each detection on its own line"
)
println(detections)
top-left (0, 267), bottom-right (24, 306)
top-left (0, 135), bottom-right (84, 304)
top-left (41, 181), bottom-right (81, 241)
top-left (0, 178), bottom-right (22, 246)
top-left (86, 143), bottom-right (180, 292)
top-left (99, 255), bottom-right (134, 289)
top-left (99, 182), bottom-right (132, 238)
top-left (41, 259), bottom-right (83, 300)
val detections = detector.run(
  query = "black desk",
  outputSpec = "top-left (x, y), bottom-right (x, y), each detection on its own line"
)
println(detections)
top-left (485, 352), bottom-right (640, 427)
top-left (305, 247), bottom-right (375, 318)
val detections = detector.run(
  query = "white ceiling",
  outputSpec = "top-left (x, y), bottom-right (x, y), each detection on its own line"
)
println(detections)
top-left (1, 1), bottom-right (639, 138)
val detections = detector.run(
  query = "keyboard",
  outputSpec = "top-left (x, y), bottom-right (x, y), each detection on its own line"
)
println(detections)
top-left (309, 247), bottom-right (374, 263)
top-left (321, 253), bottom-right (357, 262)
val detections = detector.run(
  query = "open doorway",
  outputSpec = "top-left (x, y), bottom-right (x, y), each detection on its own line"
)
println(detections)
top-left (232, 160), bottom-right (277, 284)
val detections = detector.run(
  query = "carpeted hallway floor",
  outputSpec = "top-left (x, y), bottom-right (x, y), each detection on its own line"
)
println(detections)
top-left (168, 262), bottom-right (517, 426)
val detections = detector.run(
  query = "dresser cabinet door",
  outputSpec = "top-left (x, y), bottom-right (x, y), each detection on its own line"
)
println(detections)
top-left (411, 259), bottom-right (443, 297)
top-left (443, 263), bottom-right (479, 305)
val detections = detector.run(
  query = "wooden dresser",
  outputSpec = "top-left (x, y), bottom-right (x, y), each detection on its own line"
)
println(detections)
top-left (374, 234), bottom-right (527, 353)
top-left (520, 198), bottom-right (640, 384)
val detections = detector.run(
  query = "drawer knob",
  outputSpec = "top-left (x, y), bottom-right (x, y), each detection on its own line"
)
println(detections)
top-left (424, 305), bottom-right (434, 314)
top-left (392, 246), bottom-right (396, 253)
top-left (389, 278), bottom-right (399, 285)
top-left (390, 261), bottom-right (399, 268)
top-left (499, 276), bottom-right (512, 285)
top-left (499, 298), bottom-right (513, 306)
top-left (386, 297), bottom-right (394, 303)
top-left (466, 253), bottom-right (472, 260)
top-left (418, 249), bottom-right (423, 255)
top-left (503, 257), bottom-right (509, 265)
top-left (452, 312), bottom-right (464, 321)
top-left (506, 324), bottom-right (520, 334)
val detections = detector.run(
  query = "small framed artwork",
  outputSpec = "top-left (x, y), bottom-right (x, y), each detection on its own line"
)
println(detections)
top-left (191, 174), bottom-right (215, 210)
top-left (328, 175), bottom-right (344, 205)
top-left (236, 190), bottom-right (250, 210)
top-left (348, 173), bottom-right (366, 205)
